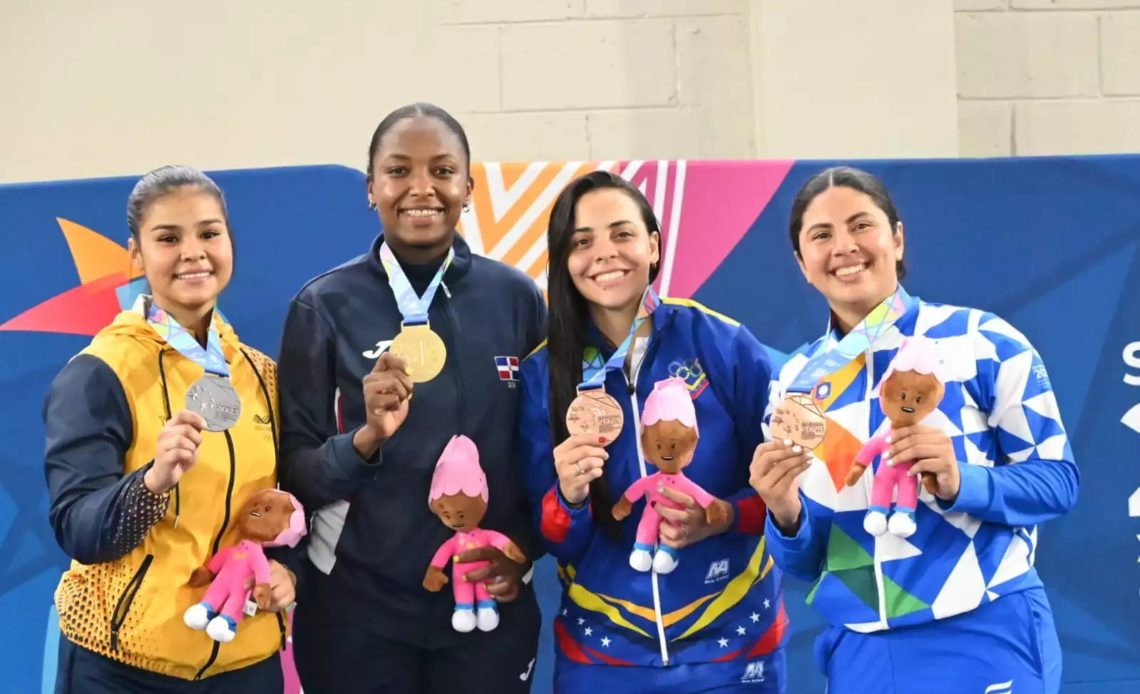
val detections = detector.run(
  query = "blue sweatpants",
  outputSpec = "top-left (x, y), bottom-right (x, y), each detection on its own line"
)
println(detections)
top-left (816, 587), bottom-right (1062, 694)
top-left (555, 648), bottom-right (786, 693)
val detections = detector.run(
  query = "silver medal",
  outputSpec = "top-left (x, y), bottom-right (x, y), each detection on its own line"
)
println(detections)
top-left (186, 375), bottom-right (242, 432)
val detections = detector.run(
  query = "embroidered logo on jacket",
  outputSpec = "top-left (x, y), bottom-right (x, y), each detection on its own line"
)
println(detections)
top-left (496, 356), bottom-right (520, 383)
top-left (741, 660), bottom-right (766, 683)
top-left (669, 357), bottom-right (709, 398)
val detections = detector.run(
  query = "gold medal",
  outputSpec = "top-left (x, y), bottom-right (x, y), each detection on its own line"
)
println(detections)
top-left (389, 324), bottom-right (447, 383)
top-left (566, 389), bottom-right (624, 443)
top-left (771, 393), bottom-right (827, 449)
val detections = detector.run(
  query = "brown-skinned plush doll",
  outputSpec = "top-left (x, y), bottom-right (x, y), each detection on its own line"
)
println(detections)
top-left (183, 489), bottom-right (306, 642)
top-left (846, 336), bottom-right (945, 538)
top-left (423, 435), bottom-right (526, 633)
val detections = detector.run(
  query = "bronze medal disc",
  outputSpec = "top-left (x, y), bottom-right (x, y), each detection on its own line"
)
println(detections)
top-left (566, 390), bottom-right (625, 443)
top-left (389, 324), bottom-right (447, 383)
top-left (770, 393), bottom-right (827, 449)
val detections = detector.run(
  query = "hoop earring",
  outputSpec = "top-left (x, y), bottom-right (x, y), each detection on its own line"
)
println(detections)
top-left (462, 201), bottom-right (471, 213)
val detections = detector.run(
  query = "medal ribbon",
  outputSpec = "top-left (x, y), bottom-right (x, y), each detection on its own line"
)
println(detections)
top-left (379, 241), bottom-right (455, 325)
top-left (578, 287), bottom-right (660, 390)
top-left (145, 299), bottom-right (230, 377)
top-left (783, 286), bottom-right (917, 492)
top-left (787, 285), bottom-right (915, 396)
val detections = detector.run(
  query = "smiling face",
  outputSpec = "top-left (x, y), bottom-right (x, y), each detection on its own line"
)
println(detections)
top-left (430, 493), bottom-right (487, 532)
top-left (566, 187), bottom-right (660, 320)
top-left (879, 369), bottom-right (944, 427)
top-left (129, 188), bottom-right (233, 322)
top-left (368, 115), bottom-right (472, 262)
top-left (795, 185), bottom-right (904, 330)
top-left (641, 419), bottom-right (698, 474)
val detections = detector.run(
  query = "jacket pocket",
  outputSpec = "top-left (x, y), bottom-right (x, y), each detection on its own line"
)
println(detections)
top-left (110, 553), bottom-right (153, 652)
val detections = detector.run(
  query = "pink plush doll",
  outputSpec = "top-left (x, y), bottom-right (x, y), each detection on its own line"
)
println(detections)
top-left (612, 377), bottom-right (730, 575)
top-left (423, 435), bottom-right (526, 633)
top-left (183, 488), bottom-right (306, 643)
top-left (845, 336), bottom-right (946, 538)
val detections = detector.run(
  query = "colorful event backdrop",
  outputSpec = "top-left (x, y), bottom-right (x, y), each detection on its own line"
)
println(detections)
top-left (1, 158), bottom-right (1137, 693)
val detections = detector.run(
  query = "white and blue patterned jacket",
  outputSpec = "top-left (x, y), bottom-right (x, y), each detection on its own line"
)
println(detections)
top-left (764, 296), bottom-right (1079, 632)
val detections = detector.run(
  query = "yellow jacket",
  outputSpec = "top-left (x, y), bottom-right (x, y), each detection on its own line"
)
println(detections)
top-left (44, 306), bottom-right (285, 680)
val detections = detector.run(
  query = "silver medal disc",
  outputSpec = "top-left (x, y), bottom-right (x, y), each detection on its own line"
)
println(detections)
top-left (186, 376), bottom-right (242, 432)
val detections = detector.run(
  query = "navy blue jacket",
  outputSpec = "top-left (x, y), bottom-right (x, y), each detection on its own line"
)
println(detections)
top-left (277, 233), bottom-right (546, 644)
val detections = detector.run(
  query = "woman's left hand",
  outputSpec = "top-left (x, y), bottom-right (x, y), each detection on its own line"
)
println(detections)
top-left (458, 547), bottom-right (526, 603)
top-left (246, 560), bottom-right (297, 613)
top-left (890, 425), bottom-right (960, 501)
top-left (656, 486), bottom-right (734, 549)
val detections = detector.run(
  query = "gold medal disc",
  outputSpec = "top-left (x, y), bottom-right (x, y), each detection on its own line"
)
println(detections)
top-left (389, 324), bottom-right (447, 383)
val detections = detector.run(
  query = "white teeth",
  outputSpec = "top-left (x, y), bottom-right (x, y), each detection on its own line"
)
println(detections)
top-left (594, 270), bottom-right (626, 282)
top-left (402, 209), bottom-right (442, 217)
top-left (835, 264), bottom-right (866, 278)
top-left (176, 272), bottom-right (211, 279)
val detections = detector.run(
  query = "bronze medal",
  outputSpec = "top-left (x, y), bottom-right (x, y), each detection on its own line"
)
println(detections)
top-left (771, 393), bottom-right (827, 449)
top-left (389, 324), bottom-right (447, 383)
top-left (566, 389), bottom-right (624, 443)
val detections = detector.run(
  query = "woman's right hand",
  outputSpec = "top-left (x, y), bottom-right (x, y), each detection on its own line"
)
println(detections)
top-left (354, 351), bottom-right (413, 458)
top-left (145, 410), bottom-right (206, 494)
top-left (749, 439), bottom-right (811, 534)
top-left (554, 433), bottom-right (610, 505)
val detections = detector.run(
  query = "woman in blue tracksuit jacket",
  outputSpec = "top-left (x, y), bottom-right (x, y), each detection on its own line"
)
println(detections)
top-left (518, 171), bottom-right (788, 693)
top-left (277, 103), bottom-right (547, 693)
top-left (752, 167), bottom-right (1079, 693)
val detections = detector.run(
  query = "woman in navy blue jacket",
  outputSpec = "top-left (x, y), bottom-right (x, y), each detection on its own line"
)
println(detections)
top-left (277, 103), bottom-right (547, 693)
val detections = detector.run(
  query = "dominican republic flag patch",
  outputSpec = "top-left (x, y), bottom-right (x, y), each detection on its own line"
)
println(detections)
top-left (495, 356), bottom-right (520, 382)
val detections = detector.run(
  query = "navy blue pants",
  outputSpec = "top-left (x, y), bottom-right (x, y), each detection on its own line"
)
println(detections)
top-left (292, 584), bottom-right (542, 694)
top-left (54, 637), bottom-right (283, 693)
top-left (816, 588), bottom-right (1062, 694)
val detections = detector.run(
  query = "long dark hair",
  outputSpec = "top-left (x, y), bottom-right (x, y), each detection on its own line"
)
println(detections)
top-left (788, 166), bottom-right (906, 279)
top-left (546, 171), bottom-right (661, 536)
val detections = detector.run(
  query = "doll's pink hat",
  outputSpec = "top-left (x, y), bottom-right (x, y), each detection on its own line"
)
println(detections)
top-left (428, 435), bottom-right (488, 503)
top-left (641, 377), bottom-right (698, 437)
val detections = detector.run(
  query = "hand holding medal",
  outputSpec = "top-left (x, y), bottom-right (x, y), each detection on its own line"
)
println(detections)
top-left (145, 410), bottom-right (208, 495)
top-left (553, 433), bottom-right (611, 505)
top-left (362, 351), bottom-right (414, 441)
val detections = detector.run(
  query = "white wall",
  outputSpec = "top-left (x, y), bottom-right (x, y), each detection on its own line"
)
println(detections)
top-left (955, 0), bottom-right (1140, 156)
top-left (0, 0), bottom-right (1136, 184)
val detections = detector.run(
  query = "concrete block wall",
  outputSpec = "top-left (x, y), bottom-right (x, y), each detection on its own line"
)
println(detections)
top-left (955, 0), bottom-right (1140, 155)
top-left (1, 0), bottom-right (1139, 183)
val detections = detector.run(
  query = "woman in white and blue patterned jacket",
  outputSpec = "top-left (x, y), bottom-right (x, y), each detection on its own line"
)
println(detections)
top-left (750, 166), bottom-right (1078, 694)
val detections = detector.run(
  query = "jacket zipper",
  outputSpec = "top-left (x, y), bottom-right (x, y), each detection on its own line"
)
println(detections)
top-left (109, 553), bottom-right (154, 652)
top-left (625, 335), bottom-right (672, 666)
top-left (864, 350), bottom-right (889, 627)
top-left (194, 429), bottom-right (238, 680)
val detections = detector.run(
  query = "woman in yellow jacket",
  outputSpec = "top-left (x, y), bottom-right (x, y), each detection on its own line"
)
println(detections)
top-left (43, 165), bottom-right (296, 692)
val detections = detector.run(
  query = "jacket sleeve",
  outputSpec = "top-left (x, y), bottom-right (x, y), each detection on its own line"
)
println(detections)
top-left (764, 493), bottom-right (829, 583)
top-left (942, 319), bottom-right (1079, 526)
top-left (516, 358), bottom-right (594, 564)
top-left (713, 324), bottom-right (781, 536)
top-left (44, 354), bottom-right (170, 565)
top-left (277, 297), bottom-right (380, 511)
top-left (502, 282), bottom-right (550, 565)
